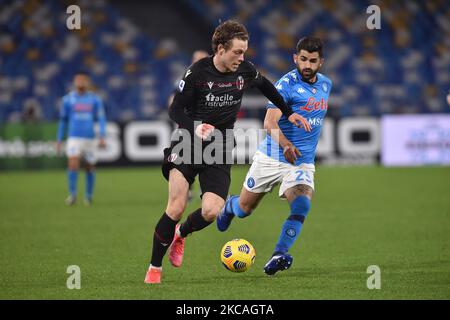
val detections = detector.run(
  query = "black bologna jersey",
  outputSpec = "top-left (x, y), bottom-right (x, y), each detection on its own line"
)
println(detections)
top-left (171, 56), bottom-right (263, 132)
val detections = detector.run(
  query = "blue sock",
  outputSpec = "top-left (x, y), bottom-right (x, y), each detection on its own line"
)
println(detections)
top-left (274, 195), bottom-right (311, 254)
top-left (224, 196), bottom-right (249, 218)
top-left (68, 169), bottom-right (78, 197)
top-left (85, 170), bottom-right (95, 200)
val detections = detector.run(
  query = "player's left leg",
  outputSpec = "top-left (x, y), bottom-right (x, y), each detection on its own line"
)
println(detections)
top-left (169, 191), bottom-right (225, 268)
top-left (264, 184), bottom-right (314, 275)
top-left (169, 165), bottom-right (229, 266)
top-left (177, 166), bottom-right (229, 238)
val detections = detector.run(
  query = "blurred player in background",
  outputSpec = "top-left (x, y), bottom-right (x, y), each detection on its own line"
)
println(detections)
top-left (144, 20), bottom-right (310, 284)
top-left (217, 37), bottom-right (332, 275)
top-left (56, 72), bottom-right (107, 206)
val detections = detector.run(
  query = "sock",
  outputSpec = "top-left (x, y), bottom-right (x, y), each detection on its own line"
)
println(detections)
top-left (179, 208), bottom-right (212, 238)
top-left (274, 195), bottom-right (311, 254)
top-left (85, 170), bottom-right (95, 200)
top-left (224, 196), bottom-right (249, 218)
top-left (150, 213), bottom-right (179, 267)
top-left (68, 169), bottom-right (78, 197)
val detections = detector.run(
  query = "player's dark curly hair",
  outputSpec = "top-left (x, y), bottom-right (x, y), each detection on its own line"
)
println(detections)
top-left (212, 20), bottom-right (249, 53)
top-left (296, 37), bottom-right (323, 57)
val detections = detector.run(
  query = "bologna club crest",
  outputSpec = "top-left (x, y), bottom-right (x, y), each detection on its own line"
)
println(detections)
top-left (236, 76), bottom-right (244, 90)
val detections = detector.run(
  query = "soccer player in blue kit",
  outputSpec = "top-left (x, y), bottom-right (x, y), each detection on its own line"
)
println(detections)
top-left (56, 72), bottom-right (106, 206)
top-left (217, 37), bottom-right (332, 275)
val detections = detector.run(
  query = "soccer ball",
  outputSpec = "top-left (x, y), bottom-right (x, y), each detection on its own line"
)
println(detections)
top-left (220, 239), bottom-right (256, 272)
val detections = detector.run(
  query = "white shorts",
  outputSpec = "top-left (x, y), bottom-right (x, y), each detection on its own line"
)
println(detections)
top-left (243, 150), bottom-right (315, 198)
top-left (66, 137), bottom-right (97, 164)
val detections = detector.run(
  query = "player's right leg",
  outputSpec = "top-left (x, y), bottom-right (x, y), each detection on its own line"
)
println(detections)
top-left (145, 168), bottom-right (189, 284)
top-left (65, 138), bottom-right (82, 205)
top-left (66, 156), bottom-right (80, 205)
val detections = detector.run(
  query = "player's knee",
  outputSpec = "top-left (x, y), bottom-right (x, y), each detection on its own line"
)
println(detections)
top-left (289, 195), bottom-right (311, 219)
top-left (166, 201), bottom-right (186, 220)
top-left (201, 206), bottom-right (221, 222)
top-left (68, 162), bottom-right (79, 170)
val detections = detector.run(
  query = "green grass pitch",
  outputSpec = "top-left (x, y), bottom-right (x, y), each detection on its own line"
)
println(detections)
top-left (0, 166), bottom-right (449, 299)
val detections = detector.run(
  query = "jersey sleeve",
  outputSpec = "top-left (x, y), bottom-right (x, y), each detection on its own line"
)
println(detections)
top-left (267, 78), bottom-right (291, 109)
top-left (244, 60), bottom-right (263, 86)
top-left (169, 68), bottom-right (198, 133)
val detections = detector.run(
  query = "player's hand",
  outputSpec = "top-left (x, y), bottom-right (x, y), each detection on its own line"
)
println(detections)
top-left (288, 113), bottom-right (311, 132)
top-left (98, 138), bottom-right (106, 149)
top-left (56, 142), bottom-right (62, 155)
top-left (195, 123), bottom-right (215, 140)
top-left (283, 143), bottom-right (301, 164)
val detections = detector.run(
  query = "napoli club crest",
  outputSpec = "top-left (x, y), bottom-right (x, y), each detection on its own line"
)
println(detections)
top-left (247, 177), bottom-right (255, 188)
top-left (322, 83), bottom-right (328, 92)
top-left (236, 76), bottom-right (244, 90)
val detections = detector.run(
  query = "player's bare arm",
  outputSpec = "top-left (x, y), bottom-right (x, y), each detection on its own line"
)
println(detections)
top-left (264, 108), bottom-right (301, 165)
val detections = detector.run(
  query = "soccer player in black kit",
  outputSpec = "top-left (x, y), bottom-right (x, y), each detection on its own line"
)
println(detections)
top-left (145, 20), bottom-right (311, 284)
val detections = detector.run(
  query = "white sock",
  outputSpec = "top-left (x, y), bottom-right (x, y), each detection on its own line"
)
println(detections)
top-left (149, 264), bottom-right (162, 270)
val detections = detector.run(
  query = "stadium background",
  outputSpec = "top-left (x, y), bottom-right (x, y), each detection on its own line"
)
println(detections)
top-left (0, 0), bottom-right (449, 300)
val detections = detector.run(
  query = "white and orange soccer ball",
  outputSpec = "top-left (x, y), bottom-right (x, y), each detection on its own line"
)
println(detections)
top-left (220, 239), bottom-right (256, 272)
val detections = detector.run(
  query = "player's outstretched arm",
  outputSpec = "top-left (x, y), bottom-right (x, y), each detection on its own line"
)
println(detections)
top-left (264, 108), bottom-right (301, 164)
top-left (256, 76), bottom-right (311, 131)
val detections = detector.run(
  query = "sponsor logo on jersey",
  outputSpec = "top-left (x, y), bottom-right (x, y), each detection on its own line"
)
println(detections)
top-left (299, 97), bottom-right (328, 112)
top-left (201, 82), bottom-right (233, 88)
top-left (74, 103), bottom-right (92, 112)
top-left (205, 93), bottom-right (240, 107)
top-left (185, 69), bottom-right (192, 78)
top-left (236, 76), bottom-right (244, 90)
top-left (308, 117), bottom-right (324, 126)
top-left (297, 87), bottom-right (306, 94)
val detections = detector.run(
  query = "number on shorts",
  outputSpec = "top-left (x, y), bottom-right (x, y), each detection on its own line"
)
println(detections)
top-left (295, 170), bottom-right (312, 184)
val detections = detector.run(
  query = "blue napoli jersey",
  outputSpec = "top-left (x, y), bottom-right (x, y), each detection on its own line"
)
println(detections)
top-left (57, 91), bottom-right (106, 141)
top-left (258, 69), bottom-right (332, 165)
